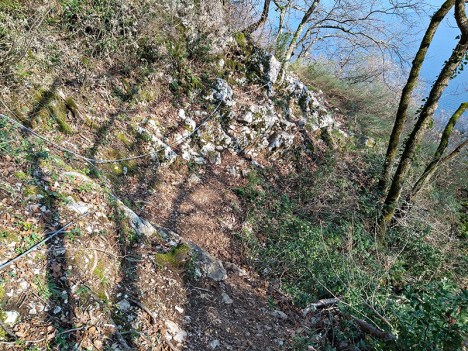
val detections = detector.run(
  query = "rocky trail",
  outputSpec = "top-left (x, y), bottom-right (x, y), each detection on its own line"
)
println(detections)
top-left (0, 41), bottom-right (345, 349)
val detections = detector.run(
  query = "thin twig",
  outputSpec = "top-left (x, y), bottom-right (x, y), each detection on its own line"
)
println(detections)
top-left (188, 284), bottom-right (212, 293)
top-left (0, 318), bottom-right (17, 340)
top-left (0, 326), bottom-right (86, 344)
top-left (128, 298), bottom-right (157, 324)
top-left (166, 338), bottom-right (180, 351)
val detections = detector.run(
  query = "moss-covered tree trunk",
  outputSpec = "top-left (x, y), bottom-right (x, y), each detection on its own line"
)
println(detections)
top-left (406, 102), bottom-right (468, 204)
top-left (377, 0), bottom-right (468, 241)
top-left (279, 0), bottom-right (320, 79)
top-left (379, 0), bottom-right (455, 191)
top-left (273, 0), bottom-right (287, 42)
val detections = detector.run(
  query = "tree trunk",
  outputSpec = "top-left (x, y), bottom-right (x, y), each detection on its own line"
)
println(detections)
top-left (379, 0), bottom-right (455, 191)
top-left (243, 0), bottom-right (272, 34)
top-left (406, 102), bottom-right (468, 203)
top-left (377, 0), bottom-right (468, 241)
top-left (273, 0), bottom-right (287, 42)
top-left (279, 0), bottom-right (321, 79)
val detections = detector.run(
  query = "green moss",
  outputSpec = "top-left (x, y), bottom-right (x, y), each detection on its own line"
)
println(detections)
top-left (224, 58), bottom-right (246, 74)
top-left (233, 32), bottom-right (247, 50)
top-left (137, 86), bottom-right (160, 103)
top-left (0, 282), bottom-right (4, 300)
top-left (93, 262), bottom-right (107, 283)
top-left (84, 117), bottom-right (100, 130)
top-left (92, 260), bottom-right (110, 302)
top-left (13, 171), bottom-right (28, 180)
top-left (50, 103), bottom-right (73, 134)
top-left (64, 97), bottom-right (78, 117)
top-left (103, 148), bottom-right (138, 176)
top-left (22, 185), bottom-right (39, 196)
top-left (0, 311), bottom-right (6, 339)
top-left (34, 107), bottom-right (52, 128)
top-left (154, 243), bottom-right (191, 268)
top-left (116, 132), bottom-right (132, 147)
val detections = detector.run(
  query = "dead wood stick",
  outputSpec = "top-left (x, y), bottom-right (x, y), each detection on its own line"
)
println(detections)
top-left (128, 298), bottom-right (157, 324)
top-left (0, 319), bottom-right (17, 340)
top-left (352, 315), bottom-right (396, 341)
top-left (303, 297), bottom-right (340, 315)
top-left (311, 297), bottom-right (340, 308)
top-left (166, 338), bottom-right (180, 351)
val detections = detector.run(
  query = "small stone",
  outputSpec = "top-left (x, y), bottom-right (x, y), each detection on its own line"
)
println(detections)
top-left (271, 310), bottom-right (288, 320)
top-left (53, 306), bottom-right (62, 314)
top-left (361, 135), bottom-right (376, 148)
top-left (213, 78), bottom-right (234, 106)
top-left (187, 173), bottom-right (201, 185)
top-left (184, 117), bottom-right (196, 131)
top-left (116, 299), bottom-right (131, 312)
top-left (207, 151), bottom-right (221, 165)
top-left (237, 111), bottom-right (253, 124)
top-left (3, 311), bottom-right (19, 325)
top-left (173, 330), bottom-right (187, 344)
top-left (178, 109), bottom-right (186, 120)
top-left (127, 314), bottom-right (135, 322)
top-left (175, 306), bottom-right (184, 314)
top-left (165, 320), bottom-right (187, 344)
top-left (276, 339), bottom-right (285, 346)
top-left (221, 292), bottom-right (233, 304)
top-left (210, 339), bottom-right (220, 349)
top-left (66, 197), bottom-right (90, 215)
top-left (194, 156), bottom-right (206, 164)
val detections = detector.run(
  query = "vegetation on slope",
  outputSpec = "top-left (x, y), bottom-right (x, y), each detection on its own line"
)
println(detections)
top-left (0, 1), bottom-right (466, 351)
top-left (237, 65), bottom-right (467, 350)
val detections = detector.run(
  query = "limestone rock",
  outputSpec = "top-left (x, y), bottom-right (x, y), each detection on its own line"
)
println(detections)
top-left (221, 292), bottom-right (233, 304)
top-left (271, 310), bottom-right (288, 320)
top-left (66, 196), bottom-right (91, 215)
top-left (210, 339), bottom-right (220, 349)
top-left (191, 244), bottom-right (227, 281)
top-left (154, 226), bottom-right (227, 281)
top-left (360, 135), bottom-right (376, 148)
top-left (251, 49), bottom-right (282, 90)
top-left (3, 311), bottom-right (19, 326)
top-left (237, 111), bottom-right (253, 124)
top-left (213, 78), bottom-right (233, 106)
top-left (165, 320), bottom-right (187, 344)
top-left (117, 200), bottom-right (162, 238)
top-left (116, 299), bottom-right (131, 312)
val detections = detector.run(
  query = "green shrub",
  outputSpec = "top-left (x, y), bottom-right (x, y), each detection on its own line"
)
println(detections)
top-left (236, 157), bottom-right (467, 350)
top-left (391, 281), bottom-right (467, 351)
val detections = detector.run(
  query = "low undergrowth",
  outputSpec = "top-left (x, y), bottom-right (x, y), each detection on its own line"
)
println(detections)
top-left (236, 148), bottom-right (467, 350)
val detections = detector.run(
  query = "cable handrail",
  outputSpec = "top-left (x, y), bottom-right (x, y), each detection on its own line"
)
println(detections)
top-left (0, 101), bottom-right (222, 165)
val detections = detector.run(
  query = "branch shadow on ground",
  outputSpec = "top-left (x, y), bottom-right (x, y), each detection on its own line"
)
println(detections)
top-left (21, 79), bottom-right (79, 349)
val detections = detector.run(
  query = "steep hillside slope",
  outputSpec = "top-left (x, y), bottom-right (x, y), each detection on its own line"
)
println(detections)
top-left (2, 2), bottom-right (466, 351)
top-left (0, 1), bottom-right (350, 350)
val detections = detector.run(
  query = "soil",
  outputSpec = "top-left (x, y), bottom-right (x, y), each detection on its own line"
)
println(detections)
top-left (0, 131), bottom-right (304, 350)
